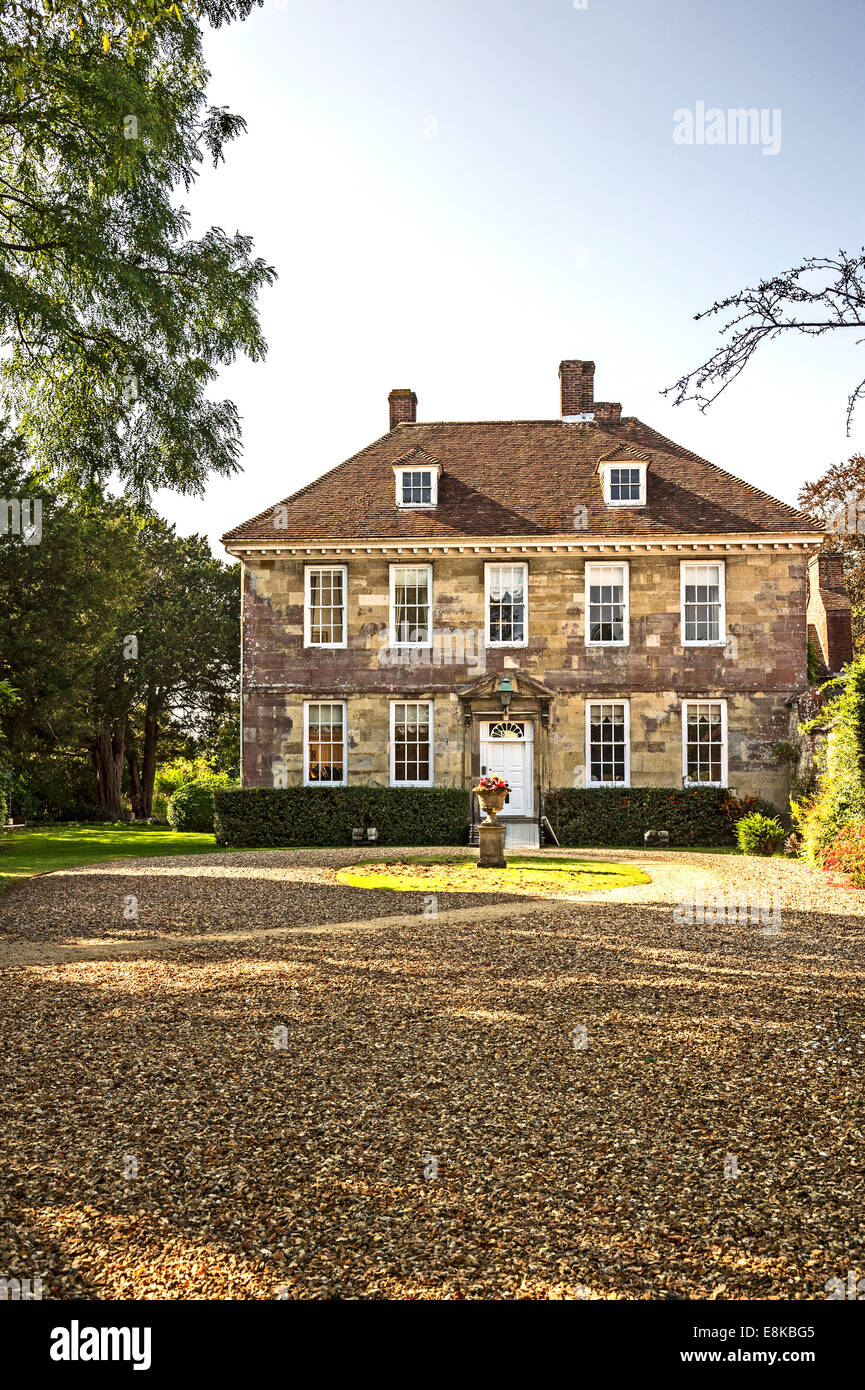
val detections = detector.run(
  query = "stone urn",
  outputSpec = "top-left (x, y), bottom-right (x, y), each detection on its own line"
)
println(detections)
top-left (475, 777), bottom-right (509, 826)
top-left (475, 786), bottom-right (508, 823)
top-left (475, 780), bottom-right (508, 868)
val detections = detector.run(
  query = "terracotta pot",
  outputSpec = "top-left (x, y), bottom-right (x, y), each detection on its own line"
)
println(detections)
top-left (476, 787), bottom-right (508, 822)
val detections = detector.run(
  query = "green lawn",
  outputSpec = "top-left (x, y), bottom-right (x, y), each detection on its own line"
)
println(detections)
top-left (0, 827), bottom-right (738, 894)
top-left (337, 854), bottom-right (651, 897)
top-left (0, 823), bottom-right (221, 888)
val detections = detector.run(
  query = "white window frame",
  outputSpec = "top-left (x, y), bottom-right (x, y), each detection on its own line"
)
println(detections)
top-left (303, 564), bottom-right (348, 649)
top-left (390, 699), bottom-right (434, 787)
top-left (680, 560), bottom-right (726, 647)
top-left (389, 563), bottom-right (433, 648)
top-left (681, 699), bottom-right (728, 788)
top-left (601, 463), bottom-right (647, 508)
top-left (484, 561), bottom-right (528, 649)
top-left (584, 561), bottom-right (630, 647)
top-left (302, 700), bottom-right (348, 787)
top-left (585, 699), bottom-right (631, 788)
top-left (394, 466), bottom-right (438, 509)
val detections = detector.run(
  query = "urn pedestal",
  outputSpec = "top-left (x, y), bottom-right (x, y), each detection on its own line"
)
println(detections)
top-left (478, 821), bottom-right (507, 869)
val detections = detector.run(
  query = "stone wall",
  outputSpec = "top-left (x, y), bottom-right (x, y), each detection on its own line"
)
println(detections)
top-left (241, 548), bottom-right (809, 807)
top-left (807, 552), bottom-right (854, 674)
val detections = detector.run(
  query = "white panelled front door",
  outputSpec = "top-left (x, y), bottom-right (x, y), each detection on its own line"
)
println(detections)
top-left (479, 721), bottom-right (534, 817)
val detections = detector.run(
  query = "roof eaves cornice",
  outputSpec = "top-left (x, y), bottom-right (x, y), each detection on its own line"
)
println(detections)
top-left (225, 529), bottom-right (825, 558)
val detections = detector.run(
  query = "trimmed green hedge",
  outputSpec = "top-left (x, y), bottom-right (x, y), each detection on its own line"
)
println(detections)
top-left (214, 783), bottom-right (779, 850)
top-left (214, 786), bottom-right (471, 848)
top-left (545, 787), bottom-right (780, 848)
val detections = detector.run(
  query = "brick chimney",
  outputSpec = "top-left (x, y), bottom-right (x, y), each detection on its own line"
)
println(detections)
top-left (559, 360), bottom-right (594, 417)
top-left (389, 388), bottom-right (417, 430)
top-left (807, 551), bottom-right (853, 674)
top-left (558, 360), bottom-right (622, 421)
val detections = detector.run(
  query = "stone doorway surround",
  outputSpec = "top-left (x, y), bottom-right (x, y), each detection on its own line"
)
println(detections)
top-left (479, 717), bottom-right (534, 816)
top-left (456, 671), bottom-right (556, 814)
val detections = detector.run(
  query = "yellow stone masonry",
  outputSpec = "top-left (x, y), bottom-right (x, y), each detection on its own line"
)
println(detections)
top-left (240, 547), bottom-right (809, 809)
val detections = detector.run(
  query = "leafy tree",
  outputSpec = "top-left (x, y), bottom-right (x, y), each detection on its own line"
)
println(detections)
top-left (0, 678), bottom-right (20, 822)
top-left (0, 436), bottom-right (139, 771)
top-left (154, 699), bottom-right (240, 794)
top-left (0, 680), bottom-right (19, 714)
top-left (123, 518), bottom-right (239, 817)
top-left (0, 0), bottom-right (275, 498)
top-left (199, 697), bottom-right (240, 779)
top-left (799, 454), bottom-right (865, 653)
top-left (666, 251), bottom-right (865, 432)
top-left (0, 433), bottom-right (239, 818)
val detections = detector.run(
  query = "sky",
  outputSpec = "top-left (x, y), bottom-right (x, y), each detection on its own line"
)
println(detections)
top-left (154, 0), bottom-right (865, 556)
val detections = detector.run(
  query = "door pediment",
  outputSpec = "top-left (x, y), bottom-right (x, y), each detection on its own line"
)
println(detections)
top-left (457, 671), bottom-right (556, 702)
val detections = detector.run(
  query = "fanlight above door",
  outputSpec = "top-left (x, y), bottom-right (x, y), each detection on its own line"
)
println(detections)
top-left (487, 721), bottom-right (525, 740)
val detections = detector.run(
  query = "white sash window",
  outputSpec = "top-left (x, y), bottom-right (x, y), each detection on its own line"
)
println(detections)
top-left (682, 700), bottom-right (728, 787)
top-left (485, 563), bottom-right (528, 647)
top-left (585, 562), bottom-right (629, 646)
top-left (390, 564), bottom-right (432, 647)
top-left (390, 701), bottom-right (433, 786)
top-left (681, 562), bottom-right (725, 646)
top-left (303, 702), bottom-right (347, 785)
top-left (586, 700), bottom-right (631, 786)
top-left (304, 566), bottom-right (347, 648)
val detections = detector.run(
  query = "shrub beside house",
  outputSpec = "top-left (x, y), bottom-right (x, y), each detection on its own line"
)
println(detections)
top-left (793, 656), bottom-right (865, 880)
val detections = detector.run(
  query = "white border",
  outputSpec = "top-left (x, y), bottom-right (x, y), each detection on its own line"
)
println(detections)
top-left (602, 463), bottom-right (647, 508)
top-left (303, 564), bottom-right (348, 649)
top-left (585, 560), bottom-right (630, 647)
top-left (585, 698), bottom-right (631, 787)
top-left (302, 699), bottom-right (348, 787)
top-left (484, 561), bottom-right (529, 649)
top-left (390, 699), bottom-right (434, 787)
top-left (389, 562), bottom-right (433, 648)
top-left (680, 559), bottom-right (726, 647)
top-left (394, 466), bottom-right (438, 509)
top-left (681, 698), bottom-right (728, 788)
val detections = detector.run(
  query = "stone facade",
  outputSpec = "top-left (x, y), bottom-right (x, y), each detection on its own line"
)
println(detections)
top-left (240, 545), bottom-right (811, 809)
top-left (226, 358), bottom-right (835, 819)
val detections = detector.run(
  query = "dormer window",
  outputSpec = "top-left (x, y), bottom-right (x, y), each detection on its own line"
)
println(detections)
top-left (392, 453), bottom-right (441, 509)
top-left (595, 447), bottom-right (650, 509)
top-left (398, 468), bottom-right (435, 507)
top-left (603, 463), bottom-right (646, 507)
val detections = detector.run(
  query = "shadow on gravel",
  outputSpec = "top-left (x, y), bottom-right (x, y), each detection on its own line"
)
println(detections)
top-left (0, 865), bottom-right (527, 944)
top-left (1, 896), bottom-right (864, 1299)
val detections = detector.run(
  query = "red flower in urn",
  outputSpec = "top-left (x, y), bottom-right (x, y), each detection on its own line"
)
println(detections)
top-left (474, 775), bottom-right (510, 822)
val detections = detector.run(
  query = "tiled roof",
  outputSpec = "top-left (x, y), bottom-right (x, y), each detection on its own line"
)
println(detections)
top-left (222, 418), bottom-right (821, 543)
top-left (596, 442), bottom-right (652, 466)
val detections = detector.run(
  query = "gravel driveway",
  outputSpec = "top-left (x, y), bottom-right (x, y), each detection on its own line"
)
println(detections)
top-left (1, 846), bottom-right (863, 1300)
top-left (0, 846), bottom-right (521, 947)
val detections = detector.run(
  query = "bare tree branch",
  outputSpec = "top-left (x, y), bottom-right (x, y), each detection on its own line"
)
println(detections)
top-left (664, 251), bottom-right (865, 433)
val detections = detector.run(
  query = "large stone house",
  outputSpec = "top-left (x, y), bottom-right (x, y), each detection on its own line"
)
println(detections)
top-left (223, 359), bottom-right (850, 846)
